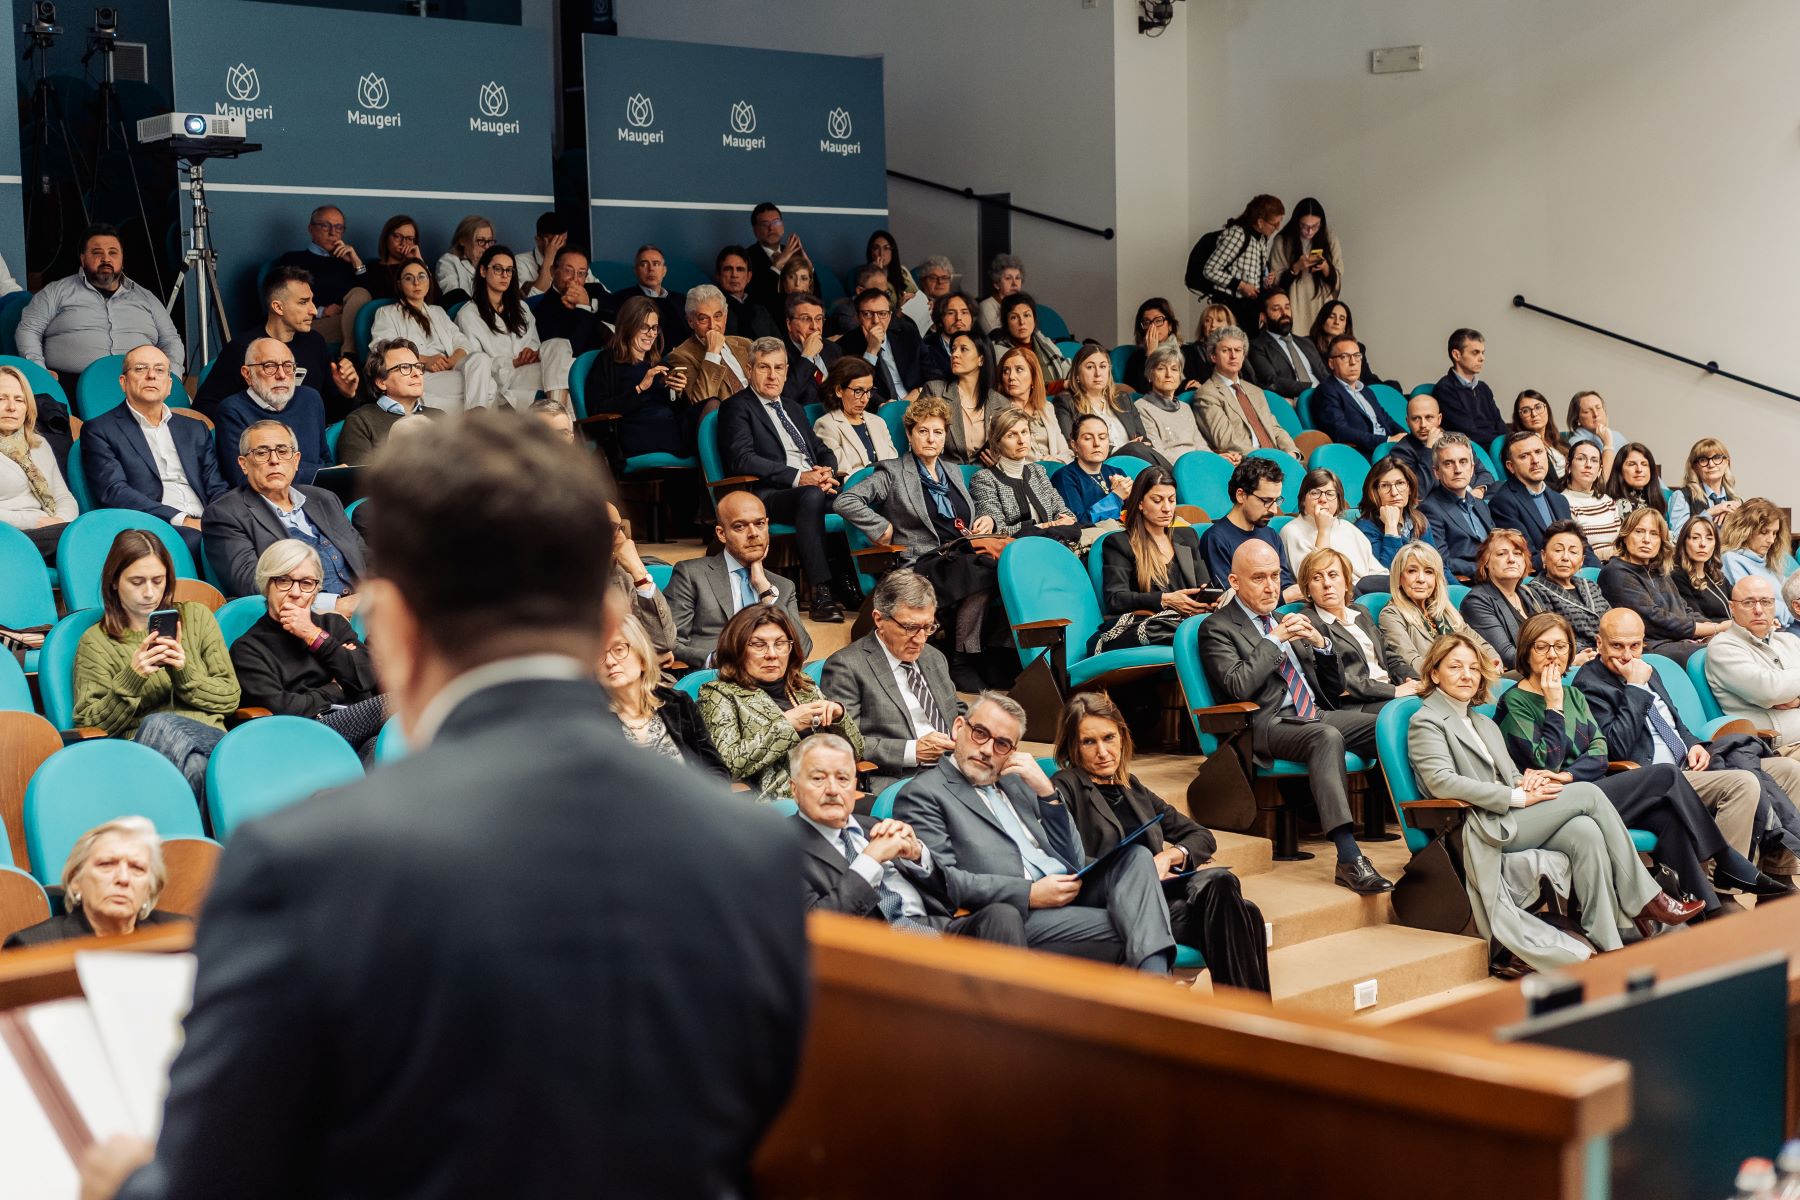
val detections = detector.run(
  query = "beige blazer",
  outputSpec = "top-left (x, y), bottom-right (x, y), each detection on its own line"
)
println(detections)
top-left (666, 335), bottom-right (755, 407)
top-left (812, 409), bottom-right (899, 476)
top-left (1377, 601), bottom-right (1502, 681)
top-left (1192, 376), bottom-right (1300, 457)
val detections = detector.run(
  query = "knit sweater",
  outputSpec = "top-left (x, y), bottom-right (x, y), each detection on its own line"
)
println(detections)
top-left (73, 601), bottom-right (241, 736)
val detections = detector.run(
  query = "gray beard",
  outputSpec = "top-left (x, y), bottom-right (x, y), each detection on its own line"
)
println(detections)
top-left (254, 389), bottom-right (292, 412)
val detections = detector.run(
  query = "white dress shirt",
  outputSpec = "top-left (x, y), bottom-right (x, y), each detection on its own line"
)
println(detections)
top-left (800, 814), bottom-right (934, 919)
top-left (755, 389), bottom-right (811, 481)
top-left (877, 638), bottom-right (935, 766)
top-left (1314, 606), bottom-right (1390, 684)
top-left (127, 403), bottom-right (203, 519)
top-left (709, 345), bottom-right (749, 390)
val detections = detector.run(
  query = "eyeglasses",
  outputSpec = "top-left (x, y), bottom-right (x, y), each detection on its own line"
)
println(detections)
top-left (964, 722), bottom-right (1017, 757)
top-left (1328, 352), bottom-right (1364, 362)
top-left (858, 309), bottom-right (893, 321)
top-left (486, 264), bottom-right (515, 277)
top-left (244, 446), bottom-right (298, 463)
top-left (1695, 454), bottom-right (1728, 467)
top-left (310, 221), bottom-right (346, 234)
top-left (125, 365), bottom-right (169, 378)
top-left (1530, 640), bottom-right (1571, 654)
top-left (601, 642), bottom-right (632, 663)
top-left (248, 361), bottom-right (297, 376)
top-left (747, 637), bottom-right (792, 655)
top-left (473, 236), bottom-right (496, 248)
top-left (386, 362), bottom-right (425, 377)
top-left (1250, 492), bottom-right (1284, 509)
top-left (1734, 597), bottom-right (1778, 610)
top-left (878, 612), bottom-right (938, 638)
top-left (843, 385), bottom-right (874, 399)
top-left (754, 217), bottom-right (783, 230)
top-left (1139, 315), bottom-right (1170, 329)
top-left (271, 575), bottom-right (321, 594)
top-left (641, 322), bottom-right (660, 332)
top-left (1376, 480), bottom-right (1409, 494)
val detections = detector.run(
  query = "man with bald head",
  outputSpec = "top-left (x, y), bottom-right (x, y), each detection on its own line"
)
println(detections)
top-left (664, 489), bottom-right (811, 668)
top-left (212, 337), bottom-right (333, 489)
top-left (195, 264), bottom-right (361, 422)
top-left (1194, 538), bottom-right (1393, 892)
top-left (1706, 576), bottom-right (1800, 748)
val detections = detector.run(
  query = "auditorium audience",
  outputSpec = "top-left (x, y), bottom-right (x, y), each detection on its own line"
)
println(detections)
top-left (667, 284), bottom-right (754, 414)
top-left (1719, 498), bottom-right (1797, 628)
top-left (1057, 343), bottom-right (1158, 465)
top-left (0, 364), bottom-right (76, 562)
top-left (1193, 326), bottom-right (1301, 460)
top-left (1508, 390), bottom-right (1568, 479)
top-left (1432, 328), bottom-right (1506, 445)
top-left (1459, 527), bottom-right (1542, 670)
top-left (718, 336), bottom-right (844, 622)
top-left (841, 286), bottom-right (924, 404)
top-left (1132, 344), bottom-right (1208, 462)
top-left (1521, 521), bottom-right (1607, 658)
top-left (1194, 194), bottom-right (1283, 330)
top-left (1198, 538), bottom-right (1392, 893)
top-left (1597, 506), bottom-right (1720, 663)
top-left (1052, 689), bottom-right (1271, 992)
top-left (1408, 631), bottom-right (1701, 973)
top-left (820, 571), bottom-right (965, 792)
top-left (212, 338), bottom-right (332, 489)
top-left (827, 264), bottom-right (888, 339)
top-left (1559, 439), bottom-right (1622, 562)
top-left (1052, 414), bottom-right (1133, 528)
top-left (337, 338), bottom-right (443, 465)
top-left (1666, 437), bottom-right (1743, 533)
top-left (747, 202), bottom-right (805, 317)
top-left (434, 214), bottom-right (494, 305)
top-left (228, 539), bottom-right (384, 754)
top-left (1603, 442), bottom-right (1667, 521)
top-left (531, 246), bottom-right (608, 360)
top-left (1198, 455), bottom-right (1299, 600)
top-left (1706, 576), bottom-right (1800, 747)
top-left (1672, 515), bottom-right (1731, 623)
top-left (1390, 391), bottom-right (1494, 501)
top-left (778, 257), bottom-right (817, 302)
top-left (976, 253), bottom-right (1025, 335)
top-left (81, 345), bottom-right (225, 561)
top-left (666, 490), bottom-right (810, 669)
top-left (1566, 389), bottom-right (1627, 465)
top-left (1121, 297), bottom-right (1207, 394)
top-left (600, 613), bottom-right (727, 782)
top-left (714, 245), bottom-right (778, 341)
top-left (1487, 431), bottom-right (1595, 567)
top-left (588, 295), bottom-right (689, 460)
top-left (919, 291), bottom-right (976, 382)
top-left (204, 420), bottom-right (367, 611)
top-left (1299, 547), bottom-right (1414, 709)
top-left (811, 357), bottom-right (897, 475)
top-left (1418, 433), bottom-right (1494, 579)
top-left (915, 255), bottom-right (955, 305)
top-left (18, 224), bottom-right (184, 384)
top-left (2, 817), bottom-right (187, 949)
top-left (1282, 467), bottom-right (1384, 591)
top-left (992, 293), bottom-right (1071, 390)
top-left (989, 346), bottom-right (1070, 464)
top-left (370, 258), bottom-right (495, 411)
top-left (1267, 197), bottom-right (1342, 332)
top-left (970, 407), bottom-right (1078, 539)
top-left (918, 329), bottom-right (993, 464)
top-left (1355, 459), bottom-right (1443, 568)
top-left (336, 213), bottom-right (421, 349)
top-left (456, 244), bottom-right (573, 409)
top-left (1306, 300), bottom-right (1387, 388)
top-left (1377, 541), bottom-right (1502, 679)
top-left (1095, 466), bottom-right (1216, 650)
top-left (896, 690), bottom-right (1176, 973)
top-left (698, 604), bottom-right (861, 801)
top-left (600, 243), bottom-right (685, 335)
top-left (514, 212), bottom-right (597, 298)
top-left (1246, 289), bottom-right (1325, 399)
top-left (864, 229), bottom-right (918, 310)
top-left (271, 206), bottom-right (367, 346)
top-left (74, 530), bottom-right (240, 798)
top-left (781, 292), bottom-right (840, 409)
top-left (195, 266), bottom-right (361, 422)
top-left (1311, 334), bottom-right (1403, 455)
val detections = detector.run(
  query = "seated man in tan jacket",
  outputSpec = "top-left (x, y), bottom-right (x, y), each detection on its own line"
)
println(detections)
top-left (1191, 324), bottom-right (1301, 462)
top-left (664, 283), bottom-right (754, 418)
top-left (1706, 575), bottom-right (1800, 750)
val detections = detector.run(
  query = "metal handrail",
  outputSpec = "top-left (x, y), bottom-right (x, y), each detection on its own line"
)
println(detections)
top-left (886, 169), bottom-right (1114, 240)
top-left (1512, 294), bottom-right (1799, 403)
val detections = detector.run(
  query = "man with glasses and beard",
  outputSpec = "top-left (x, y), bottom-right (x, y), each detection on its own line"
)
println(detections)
top-left (1246, 288), bottom-right (1326, 399)
top-left (212, 338), bottom-right (333, 489)
top-left (1198, 455), bottom-right (1304, 602)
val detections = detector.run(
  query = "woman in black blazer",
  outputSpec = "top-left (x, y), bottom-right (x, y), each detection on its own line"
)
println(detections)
top-left (1597, 506), bottom-right (1725, 665)
top-left (1095, 466), bottom-right (1216, 650)
top-left (4, 816), bottom-right (191, 949)
top-left (1296, 546), bottom-right (1416, 711)
top-left (601, 614), bottom-right (729, 783)
top-left (1049, 690), bottom-right (1268, 992)
top-left (1458, 528), bottom-right (1540, 671)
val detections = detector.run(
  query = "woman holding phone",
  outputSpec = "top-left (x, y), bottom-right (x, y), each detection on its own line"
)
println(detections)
top-left (1094, 466), bottom-right (1218, 649)
top-left (72, 530), bottom-right (240, 800)
top-left (586, 295), bottom-right (691, 460)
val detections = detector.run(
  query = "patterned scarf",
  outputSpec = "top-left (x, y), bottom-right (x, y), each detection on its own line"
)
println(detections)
top-left (0, 431), bottom-right (52, 513)
top-left (915, 457), bottom-right (959, 523)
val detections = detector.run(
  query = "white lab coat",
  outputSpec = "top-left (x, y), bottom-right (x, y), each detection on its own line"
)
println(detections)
top-left (455, 302), bottom-right (574, 407)
top-left (370, 301), bottom-right (495, 412)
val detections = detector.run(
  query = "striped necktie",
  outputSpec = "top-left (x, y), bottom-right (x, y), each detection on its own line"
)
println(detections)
top-left (1258, 614), bottom-right (1318, 720)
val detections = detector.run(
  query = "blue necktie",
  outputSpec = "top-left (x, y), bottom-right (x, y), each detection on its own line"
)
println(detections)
top-left (734, 566), bottom-right (757, 611)
top-left (766, 400), bottom-right (814, 468)
top-left (1645, 697), bottom-right (1687, 762)
top-left (840, 827), bottom-right (907, 923)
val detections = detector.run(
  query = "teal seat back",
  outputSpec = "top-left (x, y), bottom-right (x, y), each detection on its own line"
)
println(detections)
top-left (0, 652), bottom-right (29, 712)
top-left (768, 798), bottom-right (799, 816)
top-left (1489, 436), bottom-right (1508, 476)
top-left (1109, 344), bottom-right (1131, 383)
top-left (1087, 528), bottom-right (1119, 602)
top-left (997, 538), bottom-right (1103, 670)
top-left (1374, 695), bottom-right (1430, 851)
top-left (1686, 648), bottom-right (1725, 723)
top-left (697, 409), bottom-right (725, 487)
top-left (374, 716), bottom-right (409, 762)
top-left (839, 465), bottom-right (882, 593)
top-left (0, 355), bottom-right (68, 409)
top-left (206, 716), bottom-right (365, 838)
top-left (57, 510), bottom-right (198, 611)
top-left (1408, 383), bottom-right (1436, 398)
top-left (214, 595), bottom-right (269, 646)
top-left (1576, 565), bottom-right (1600, 583)
top-left (1647, 652), bottom-right (1708, 731)
top-left (870, 779), bottom-right (902, 819)
top-left (803, 402), bottom-right (825, 426)
top-left (1368, 383), bottom-right (1407, 427)
top-left (1446, 583), bottom-right (1471, 609)
top-left (1054, 340), bottom-right (1082, 361)
top-left (1307, 443), bottom-right (1370, 509)
top-left (39, 609), bottom-right (102, 730)
top-left (0, 291), bottom-right (30, 355)
top-left (880, 401), bottom-right (909, 448)
top-left (324, 421), bottom-right (343, 458)
top-left (663, 258), bottom-right (710, 292)
top-left (646, 561), bottom-right (672, 591)
top-left (1369, 440), bottom-right (1396, 465)
top-left (804, 659), bottom-right (824, 684)
top-left (676, 668), bottom-right (718, 700)
top-left (1295, 387), bottom-right (1316, 430)
top-left (1103, 454), bottom-right (1148, 480)
top-left (1173, 613), bottom-right (1224, 755)
top-left (353, 300), bottom-right (393, 359)
top-left (1171, 449), bottom-right (1233, 518)
top-left (0, 522), bottom-right (57, 629)
top-left (568, 349), bottom-right (601, 419)
top-left (1035, 303), bottom-right (1071, 341)
top-left (73, 354), bottom-right (127, 421)
top-left (1471, 441), bottom-right (1500, 481)
top-left (1246, 447), bottom-right (1303, 512)
top-left (64, 441), bottom-right (93, 511)
top-left (1260, 389), bottom-right (1304, 440)
top-left (24, 739), bottom-right (204, 882)
top-left (1353, 591), bottom-right (1391, 622)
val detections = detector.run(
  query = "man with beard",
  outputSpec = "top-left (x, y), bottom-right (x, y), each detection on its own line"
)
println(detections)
top-left (196, 266), bottom-right (361, 422)
top-left (1198, 454), bottom-right (1303, 601)
top-left (212, 338), bottom-right (333, 489)
top-left (17, 224), bottom-right (185, 390)
top-left (1246, 288), bottom-right (1326, 399)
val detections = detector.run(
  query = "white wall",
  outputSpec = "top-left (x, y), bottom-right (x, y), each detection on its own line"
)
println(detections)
top-left (1179, 0), bottom-right (1800, 497)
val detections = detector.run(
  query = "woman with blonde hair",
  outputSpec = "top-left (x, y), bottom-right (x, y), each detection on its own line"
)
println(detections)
top-left (1299, 546), bottom-right (1415, 710)
top-left (3, 817), bottom-right (190, 947)
top-left (0, 362), bottom-right (77, 562)
top-left (987, 344), bottom-right (1070, 463)
top-left (601, 613), bottom-right (726, 782)
top-left (1376, 540), bottom-right (1501, 678)
top-left (1719, 498), bottom-right (1797, 629)
top-left (1667, 437), bottom-right (1742, 532)
top-left (435, 213), bottom-right (495, 304)
top-left (970, 406), bottom-right (1078, 540)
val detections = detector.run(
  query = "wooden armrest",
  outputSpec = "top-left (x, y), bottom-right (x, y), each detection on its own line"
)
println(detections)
top-left (856, 761), bottom-right (878, 775)
top-left (852, 544), bottom-right (905, 558)
top-left (231, 707), bottom-right (273, 722)
top-left (1400, 798), bottom-right (1474, 811)
top-left (1190, 701), bottom-right (1257, 734)
top-left (576, 412), bottom-right (621, 427)
top-left (730, 781), bottom-right (752, 793)
top-left (65, 726), bottom-right (108, 740)
top-left (1605, 760), bottom-right (1639, 773)
top-left (706, 475), bottom-right (759, 492)
top-left (1010, 617), bottom-right (1070, 650)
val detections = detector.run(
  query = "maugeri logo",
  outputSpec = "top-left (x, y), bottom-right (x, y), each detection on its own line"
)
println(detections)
top-left (357, 72), bottom-right (390, 111)
top-left (729, 100), bottom-right (757, 134)
top-left (224, 62), bottom-right (260, 102)
top-left (478, 81), bottom-right (509, 118)
top-left (625, 93), bottom-right (654, 128)
top-left (826, 107), bottom-right (852, 140)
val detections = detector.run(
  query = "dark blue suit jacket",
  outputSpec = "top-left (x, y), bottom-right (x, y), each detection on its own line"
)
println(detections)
top-left (1573, 659), bottom-right (1700, 765)
top-left (213, 386), bottom-right (332, 489)
top-left (1486, 477), bottom-right (1599, 567)
top-left (81, 402), bottom-right (227, 522)
top-left (1418, 485), bottom-right (1493, 579)
top-left (1313, 377), bottom-right (1402, 455)
top-left (718, 387), bottom-right (838, 493)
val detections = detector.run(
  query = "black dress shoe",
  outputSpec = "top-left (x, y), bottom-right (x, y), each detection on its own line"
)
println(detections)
top-left (948, 652), bottom-right (986, 694)
top-left (809, 585), bottom-right (844, 623)
top-left (1713, 867), bottom-right (1793, 898)
top-left (1334, 855), bottom-right (1394, 895)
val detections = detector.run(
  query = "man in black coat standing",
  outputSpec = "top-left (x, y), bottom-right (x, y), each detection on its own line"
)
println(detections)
top-left (87, 412), bottom-right (809, 1200)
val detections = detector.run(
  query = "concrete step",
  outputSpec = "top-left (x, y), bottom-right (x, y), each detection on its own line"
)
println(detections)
top-left (1210, 830), bottom-right (1273, 878)
top-left (1267, 925), bottom-right (1490, 1018)
top-left (1240, 871), bottom-right (1392, 951)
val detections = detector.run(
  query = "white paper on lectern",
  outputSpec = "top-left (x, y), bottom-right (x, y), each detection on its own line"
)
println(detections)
top-left (76, 950), bottom-right (198, 1138)
top-left (22, 997), bottom-right (135, 1139)
top-left (0, 1024), bottom-right (81, 1196)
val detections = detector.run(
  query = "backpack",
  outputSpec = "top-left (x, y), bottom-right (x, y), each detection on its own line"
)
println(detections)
top-left (1184, 223), bottom-right (1251, 297)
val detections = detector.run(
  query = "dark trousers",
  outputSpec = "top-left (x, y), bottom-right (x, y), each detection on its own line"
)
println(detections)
top-left (1258, 709), bottom-right (1378, 834)
top-left (1023, 843), bottom-right (1175, 973)
top-left (758, 483), bottom-right (833, 587)
top-left (1168, 866), bottom-right (1271, 993)
top-left (1596, 763), bottom-right (1726, 912)
top-left (939, 902), bottom-right (1027, 947)
top-left (18, 520), bottom-right (67, 564)
top-left (173, 521), bottom-right (204, 566)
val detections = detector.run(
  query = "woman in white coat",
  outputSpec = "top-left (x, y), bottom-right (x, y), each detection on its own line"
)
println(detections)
top-left (434, 214), bottom-right (492, 304)
top-left (811, 358), bottom-right (897, 477)
top-left (370, 257), bottom-right (495, 412)
top-left (0, 364), bottom-right (78, 562)
top-left (455, 245), bottom-right (573, 410)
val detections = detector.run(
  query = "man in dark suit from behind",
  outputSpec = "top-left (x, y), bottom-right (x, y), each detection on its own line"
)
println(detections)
top-left (85, 411), bottom-right (808, 1200)
top-left (821, 570), bottom-right (966, 793)
top-left (791, 732), bottom-right (1024, 945)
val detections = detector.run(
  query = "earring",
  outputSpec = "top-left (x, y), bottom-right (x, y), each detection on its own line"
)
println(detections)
top-left (67, 891), bottom-right (80, 906)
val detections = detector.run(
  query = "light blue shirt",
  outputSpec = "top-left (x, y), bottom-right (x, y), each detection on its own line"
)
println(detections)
top-left (946, 759), bottom-right (1068, 880)
top-left (15, 273), bottom-right (186, 375)
top-left (261, 488), bottom-right (346, 615)
top-left (801, 815), bottom-right (933, 919)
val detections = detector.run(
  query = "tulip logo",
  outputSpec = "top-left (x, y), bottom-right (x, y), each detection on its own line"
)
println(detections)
top-left (625, 93), bottom-right (654, 128)
top-left (357, 72), bottom-right (390, 111)
top-left (224, 62), bottom-right (260, 102)
top-left (477, 81), bottom-right (509, 118)
top-left (729, 100), bottom-right (757, 134)
top-left (826, 107), bottom-right (852, 140)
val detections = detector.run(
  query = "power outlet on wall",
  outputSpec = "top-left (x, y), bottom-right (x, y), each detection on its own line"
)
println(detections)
top-left (1352, 979), bottom-right (1379, 1010)
top-left (1370, 45), bottom-right (1424, 74)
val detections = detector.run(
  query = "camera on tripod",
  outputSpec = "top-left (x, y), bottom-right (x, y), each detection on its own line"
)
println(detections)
top-left (22, 1), bottom-right (60, 44)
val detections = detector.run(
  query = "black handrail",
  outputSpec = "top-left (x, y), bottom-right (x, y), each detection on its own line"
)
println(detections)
top-left (886, 169), bottom-right (1114, 240)
top-left (1512, 294), bottom-right (1800, 404)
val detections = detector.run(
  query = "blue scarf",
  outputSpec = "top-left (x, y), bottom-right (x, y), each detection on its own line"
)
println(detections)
top-left (916, 457), bottom-right (959, 524)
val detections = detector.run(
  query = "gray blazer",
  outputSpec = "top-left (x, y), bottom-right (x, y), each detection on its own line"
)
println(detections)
top-left (1304, 603), bottom-right (1408, 705)
top-left (895, 757), bottom-right (1088, 916)
top-left (1377, 601), bottom-right (1502, 683)
top-left (202, 484), bottom-right (368, 599)
top-left (664, 553), bottom-right (811, 669)
top-left (820, 634), bottom-right (965, 791)
top-left (834, 453), bottom-right (974, 561)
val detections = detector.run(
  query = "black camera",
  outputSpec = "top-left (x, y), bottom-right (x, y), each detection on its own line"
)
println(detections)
top-left (93, 6), bottom-right (118, 35)
top-left (24, 1), bottom-right (60, 37)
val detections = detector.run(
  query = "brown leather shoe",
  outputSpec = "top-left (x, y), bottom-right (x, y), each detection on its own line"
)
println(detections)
top-left (1634, 891), bottom-right (1705, 939)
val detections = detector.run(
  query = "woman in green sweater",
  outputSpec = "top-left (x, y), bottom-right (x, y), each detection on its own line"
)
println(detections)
top-left (74, 529), bottom-right (241, 800)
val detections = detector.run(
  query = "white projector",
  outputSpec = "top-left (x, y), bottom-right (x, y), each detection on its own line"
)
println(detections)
top-left (137, 113), bottom-right (247, 144)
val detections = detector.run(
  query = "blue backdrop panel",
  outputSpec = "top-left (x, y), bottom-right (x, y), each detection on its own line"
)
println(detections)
top-left (583, 36), bottom-right (887, 295)
top-left (168, 0), bottom-right (553, 346)
top-left (0, 18), bottom-right (23, 277)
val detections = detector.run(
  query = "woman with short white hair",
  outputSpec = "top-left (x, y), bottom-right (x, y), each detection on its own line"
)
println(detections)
top-left (3, 816), bottom-right (190, 948)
